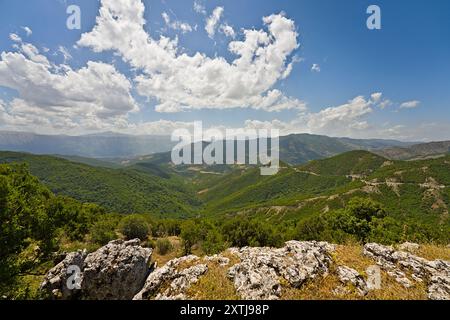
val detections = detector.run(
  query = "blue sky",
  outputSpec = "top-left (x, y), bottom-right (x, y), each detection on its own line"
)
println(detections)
top-left (0, 0), bottom-right (449, 141)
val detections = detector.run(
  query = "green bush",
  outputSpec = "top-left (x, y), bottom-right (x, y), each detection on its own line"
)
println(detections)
top-left (222, 218), bottom-right (282, 247)
top-left (295, 197), bottom-right (390, 244)
top-left (119, 215), bottom-right (150, 241)
top-left (180, 220), bottom-right (201, 254)
top-left (156, 238), bottom-right (173, 255)
top-left (90, 217), bottom-right (118, 245)
top-left (202, 228), bottom-right (227, 255)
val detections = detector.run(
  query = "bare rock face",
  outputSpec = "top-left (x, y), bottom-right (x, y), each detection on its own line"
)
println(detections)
top-left (398, 242), bottom-right (420, 253)
top-left (364, 243), bottom-right (450, 300)
top-left (133, 255), bottom-right (206, 300)
top-left (204, 254), bottom-right (230, 266)
top-left (40, 250), bottom-right (87, 299)
top-left (40, 239), bottom-right (152, 300)
top-left (81, 239), bottom-right (152, 300)
top-left (156, 264), bottom-right (208, 300)
top-left (336, 266), bottom-right (369, 296)
top-left (227, 241), bottom-right (335, 300)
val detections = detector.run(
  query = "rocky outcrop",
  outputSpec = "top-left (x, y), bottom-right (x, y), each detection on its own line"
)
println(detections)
top-left (133, 255), bottom-right (206, 300)
top-left (227, 241), bottom-right (335, 300)
top-left (364, 243), bottom-right (450, 300)
top-left (40, 250), bottom-right (87, 299)
top-left (41, 240), bottom-right (449, 300)
top-left (204, 254), bottom-right (230, 266)
top-left (41, 239), bottom-right (152, 300)
top-left (335, 266), bottom-right (369, 296)
top-left (398, 242), bottom-right (420, 253)
top-left (80, 239), bottom-right (152, 300)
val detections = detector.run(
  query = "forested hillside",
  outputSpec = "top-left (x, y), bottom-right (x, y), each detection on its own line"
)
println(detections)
top-left (198, 151), bottom-right (450, 242)
top-left (0, 151), bottom-right (200, 217)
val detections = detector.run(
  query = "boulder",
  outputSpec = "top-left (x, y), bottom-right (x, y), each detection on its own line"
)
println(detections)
top-left (40, 250), bottom-right (86, 300)
top-left (364, 243), bottom-right (450, 300)
top-left (40, 239), bottom-right (152, 300)
top-left (133, 255), bottom-right (204, 300)
top-left (398, 242), bottom-right (420, 253)
top-left (205, 254), bottom-right (230, 266)
top-left (336, 266), bottom-right (369, 296)
top-left (80, 239), bottom-right (152, 300)
top-left (227, 241), bottom-right (335, 300)
top-left (155, 264), bottom-right (208, 300)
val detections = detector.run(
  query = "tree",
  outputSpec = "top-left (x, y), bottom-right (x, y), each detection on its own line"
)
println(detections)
top-left (119, 215), bottom-right (150, 241)
top-left (180, 220), bottom-right (201, 254)
top-left (202, 228), bottom-right (227, 255)
top-left (90, 216), bottom-right (118, 245)
top-left (347, 197), bottom-right (386, 222)
top-left (222, 218), bottom-right (282, 247)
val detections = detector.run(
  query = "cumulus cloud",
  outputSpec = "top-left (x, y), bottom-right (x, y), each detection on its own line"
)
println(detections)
top-left (311, 63), bottom-right (320, 72)
top-left (162, 12), bottom-right (193, 33)
top-left (193, 0), bottom-right (206, 15)
top-left (9, 33), bottom-right (22, 42)
top-left (400, 100), bottom-right (420, 109)
top-left (219, 23), bottom-right (235, 38)
top-left (378, 99), bottom-right (392, 109)
top-left (371, 92), bottom-right (382, 102)
top-left (0, 43), bottom-right (138, 133)
top-left (205, 6), bottom-right (224, 38)
top-left (77, 0), bottom-right (302, 113)
top-left (57, 45), bottom-right (72, 62)
top-left (244, 94), bottom-right (381, 138)
top-left (21, 26), bottom-right (32, 36)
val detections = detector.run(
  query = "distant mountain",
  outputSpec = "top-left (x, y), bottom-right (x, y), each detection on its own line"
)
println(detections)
top-left (0, 131), bottom-right (413, 161)
top-left (124, 133), bottom-right (414, 170)
top-left (0, 131), bottom-right (176, 158)
top-left (376, 141), bottom-right (450, 160)
top-left (278, 134), bottom-right (414, 164)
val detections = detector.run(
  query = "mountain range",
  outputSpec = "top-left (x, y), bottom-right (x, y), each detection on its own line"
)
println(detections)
top-left (0, 131), bottom-right (415, 163)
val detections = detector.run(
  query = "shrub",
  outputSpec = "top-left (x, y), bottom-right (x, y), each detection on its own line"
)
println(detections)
top-left (119, 215), bottom-right (150, 241)
top-left (180, 220), bottom-right (201, 254)
top-left (202, 229), bottom-right (227, 255)
top-left (156, 238), bottom-right (173, 255)
top-left (90, 218), bottom-right (118, 245)
top-left (295, 197), bottom-right (389, 244)
top-left (222, 218), bottom-right (282, 247)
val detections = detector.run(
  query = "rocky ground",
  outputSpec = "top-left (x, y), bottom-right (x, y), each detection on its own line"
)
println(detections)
top-left (40, 240), bottom-right (450, 300)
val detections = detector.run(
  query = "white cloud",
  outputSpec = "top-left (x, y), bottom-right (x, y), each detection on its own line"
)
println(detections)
top-left (9, 33), bottom-right (22, 42)
top-left (162, 12), bottom-right (193, 33)
top-left (219, 23), bottom-right (235, 38)
top-left (0, 44), bottom-right (138, 133)
top-left (19, 43), bottom-right (51, 67)
top-left (205, 6), bottom-right (224, 38)
top-left (378, 99), bottom-right (392, 109)
top-left (77, 0), bottom-right (302, 113)
top-left (400, 100), bottom-right (420, 109)
top-left (21, 26), bottom-right (33, 36)
top-left (244, 94), bottom-right (376, 137)
top-left (371, 92), bottom-right (382, 102)
top-left (58, 45), bottom-right (72, 62)
top-left (311, 63), bottom-right (320, 72)
top-left (193, 0), bottom-right (206, 15)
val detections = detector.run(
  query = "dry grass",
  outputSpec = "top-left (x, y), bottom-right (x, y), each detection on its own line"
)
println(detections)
top-left (280, 242), bottom-right (431, 300)
top-left (147, 240), bottom-right (446, 300)
top-left (281, 273), bottom-right (359, 300)
top-left (415, 244), bottom-right (450, 261)
top-left (333, 243), bottom-right (374, 274)
top-left (187, 261), bottom-right (240, 300)
top-left (151, 236), bottom-right (183, 267)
